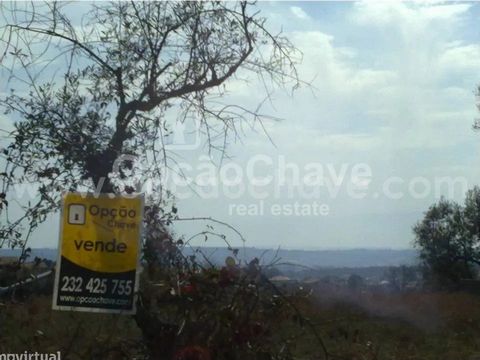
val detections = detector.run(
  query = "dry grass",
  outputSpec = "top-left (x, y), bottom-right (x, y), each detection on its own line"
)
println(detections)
top-left (2, 291), bottom-right (480, 359)
top-left (0, 295), bottom-right (142, 359)
top-left (290, 290), bottom-right (480, 360)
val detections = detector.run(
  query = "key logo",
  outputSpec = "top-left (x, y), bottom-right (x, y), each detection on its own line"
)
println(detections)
top-left (68, 204), bottom-right (86, 225)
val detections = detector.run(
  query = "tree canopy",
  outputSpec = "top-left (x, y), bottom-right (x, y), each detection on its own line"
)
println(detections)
top-left (0, 1), bottom-right (300, 249)
top-left (414, 187), bottom-right (480, 287)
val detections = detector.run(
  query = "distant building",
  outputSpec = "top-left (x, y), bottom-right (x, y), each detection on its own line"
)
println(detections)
top-left (269, 275), bottom-right (292, 282)
top-left (269, 275), bottom-right (299, 292)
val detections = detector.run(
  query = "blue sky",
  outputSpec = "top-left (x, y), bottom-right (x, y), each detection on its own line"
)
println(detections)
top-left (2, 1), bottom-right (480, 250)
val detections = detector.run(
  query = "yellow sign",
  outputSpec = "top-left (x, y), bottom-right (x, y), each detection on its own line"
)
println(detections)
top-left (61, 193), bottom-right (142, 272)
top-left (52, 192), bottom-right (144, 314)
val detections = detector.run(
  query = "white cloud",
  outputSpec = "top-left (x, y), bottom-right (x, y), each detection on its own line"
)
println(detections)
top-left (290, 6), bottom-right (309, 20)
top-left (351, 2), bottom-right (470, 27)
top-left (231, 1), bottom-right (479, 160)
top-left (438, 43), bottom-right (480, 73)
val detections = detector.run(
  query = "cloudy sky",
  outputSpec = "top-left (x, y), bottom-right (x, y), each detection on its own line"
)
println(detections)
top-left (3, 1), bottom-right (480, 250)
top-left (172, 1), bottom-right (480, 250)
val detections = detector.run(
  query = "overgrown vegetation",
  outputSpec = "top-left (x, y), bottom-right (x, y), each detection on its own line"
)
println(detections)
top-left (4, 285), bottom-right (480, 360)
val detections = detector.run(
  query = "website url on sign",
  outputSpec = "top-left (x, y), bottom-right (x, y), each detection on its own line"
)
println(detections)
top-left (59, 295), bottom-right (129, 306)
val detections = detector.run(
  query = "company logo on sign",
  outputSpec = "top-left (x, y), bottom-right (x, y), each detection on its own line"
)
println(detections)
top-left (68, 204), bottom-right (86, 225)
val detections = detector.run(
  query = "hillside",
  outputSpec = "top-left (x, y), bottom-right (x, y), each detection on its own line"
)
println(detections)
top-left (0, 247), bottom-right (418, 268)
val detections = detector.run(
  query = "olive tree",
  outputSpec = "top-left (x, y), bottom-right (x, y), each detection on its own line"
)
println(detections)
top-left (0, 1), bottom-right (300, 249)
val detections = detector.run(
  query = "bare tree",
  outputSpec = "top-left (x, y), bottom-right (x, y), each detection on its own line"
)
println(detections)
top-left (0, 1), bottom-right (301, 249)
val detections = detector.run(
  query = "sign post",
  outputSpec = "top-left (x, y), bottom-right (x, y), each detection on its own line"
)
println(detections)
top-left (52, 192), bottom-right (144, 314)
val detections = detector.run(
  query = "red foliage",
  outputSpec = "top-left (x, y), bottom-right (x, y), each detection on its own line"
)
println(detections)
top-left (174, 346), bottom-right (211, 360)
top-left (180, 283), bottom-right (197, 295)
